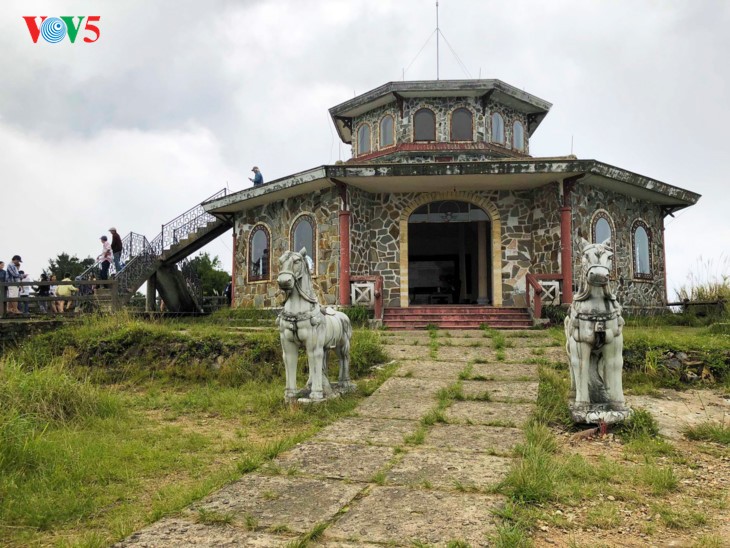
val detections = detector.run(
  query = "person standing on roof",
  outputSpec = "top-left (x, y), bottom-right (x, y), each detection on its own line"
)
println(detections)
top-left (249, 166), bottom-right (264, 186)
top-left (109, 227), bottom-right (123, 273)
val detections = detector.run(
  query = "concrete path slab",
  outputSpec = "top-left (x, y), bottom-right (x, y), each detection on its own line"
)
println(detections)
top-left (379, 344), bottom-right (432, 360)
top-left (195, 475), bottom-right (362, 534)
top-left (422, 424), bottom-right (524, 455)
top-left (462, 380), bottom-right (539, 402)
top-left (326, 486), bottom-right (501, 546)
top-left (470, 362), bottom-right (538, 380)
top-left (436, 346), bottom-right (496, 362)
top-left (446, 401), bottom-right (535, 428)
top-left (312, 417), bottom-right (419, 446)
top-left (273, 441), bottom-right (394, 481)
top-left (386, 449), bottom-right (512, 490)
top-left (394, 360), bottom-right (466, 379)
top-left (115, 518), bottom-right (290, 547)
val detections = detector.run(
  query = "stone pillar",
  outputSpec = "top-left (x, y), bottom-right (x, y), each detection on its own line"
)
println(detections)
top-left (477, 221), bottom-right (488, 305)
top-left (146, 273), bottom-right (157, 312)
top-left (339, 210), bottom-right (351, 306)
top-left (231, 230), bottom-right (237, 307)
top-left (458, 224), bottom-right (467, 303)
top-left (560, 206), bottom-right (573, 304)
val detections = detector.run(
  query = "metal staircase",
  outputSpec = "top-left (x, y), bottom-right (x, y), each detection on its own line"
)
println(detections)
top-left (79, 189), bottom-right (230, 313)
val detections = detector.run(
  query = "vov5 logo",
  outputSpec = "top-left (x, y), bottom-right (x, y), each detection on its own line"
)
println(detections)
top-left (23, 16), bottom-right (101, 44)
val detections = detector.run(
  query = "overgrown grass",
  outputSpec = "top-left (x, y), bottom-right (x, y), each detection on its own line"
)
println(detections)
top-left (684, 421), bottom-right (730, 445)
top-left (0, 313), bottom-right (392, 546)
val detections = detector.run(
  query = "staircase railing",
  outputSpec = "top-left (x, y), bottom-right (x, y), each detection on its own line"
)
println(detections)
top-left (75, 188), bottom-right (227, 309)
top-left (525, 273), bottom-right (544, 321)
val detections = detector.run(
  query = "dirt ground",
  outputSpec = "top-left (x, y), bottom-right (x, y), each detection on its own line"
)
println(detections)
top-left (538, 389), bottom-right (730, 548)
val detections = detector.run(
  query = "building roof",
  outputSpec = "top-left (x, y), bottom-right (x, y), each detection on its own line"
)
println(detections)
top-left (203, 158), bottom-right (700, 215)
top-left (329, 79), bottom-right (553, 144)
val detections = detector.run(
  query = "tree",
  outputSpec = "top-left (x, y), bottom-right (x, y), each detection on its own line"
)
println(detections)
top-left (45, 253), bottom-right (95, 279)
top-left (189, 253), bottom-right (230, 296)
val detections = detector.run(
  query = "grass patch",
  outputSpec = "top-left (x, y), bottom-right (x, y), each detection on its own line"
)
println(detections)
top-left (684, 421), bottom-right (730, 445)
top-left (0, 314), bottom-right (392, 546)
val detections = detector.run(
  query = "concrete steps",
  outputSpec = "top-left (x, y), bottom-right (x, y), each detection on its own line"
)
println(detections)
top-left (383, 305), bottom-right (532, 330)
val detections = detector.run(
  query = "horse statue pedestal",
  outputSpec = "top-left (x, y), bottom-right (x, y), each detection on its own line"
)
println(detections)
top-left (276, 248), bottom-right (356, 404)
top-left (565, 239), bottom-right (632, 425)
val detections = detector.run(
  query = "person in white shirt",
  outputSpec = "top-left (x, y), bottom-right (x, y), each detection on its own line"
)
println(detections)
top-left (98, 235), bottom-right (112, 280)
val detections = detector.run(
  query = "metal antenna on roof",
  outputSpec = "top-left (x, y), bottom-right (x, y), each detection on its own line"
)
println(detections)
top-left (436, 1), bottom-right (440, 80)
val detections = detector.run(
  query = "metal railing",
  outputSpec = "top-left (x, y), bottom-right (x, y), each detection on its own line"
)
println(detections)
top-left (75, 188), bottom-right (227, 308)
top-left (0, 280), bottom-right (119, 318)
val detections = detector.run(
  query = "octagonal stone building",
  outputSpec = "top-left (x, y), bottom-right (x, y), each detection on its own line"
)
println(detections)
top-left (204, 79), bottom-right (700, 327)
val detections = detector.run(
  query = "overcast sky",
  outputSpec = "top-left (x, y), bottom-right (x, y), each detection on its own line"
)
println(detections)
top-left (1, 0), bottom-right (728, 297)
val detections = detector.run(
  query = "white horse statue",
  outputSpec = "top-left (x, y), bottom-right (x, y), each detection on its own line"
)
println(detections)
top-left (276, 248), bottom-right (355, 403)
top-left (564, 238), bottom-right (632, 424)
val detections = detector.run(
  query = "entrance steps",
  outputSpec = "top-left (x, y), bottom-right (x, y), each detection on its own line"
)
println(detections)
top-left (383, 305), bottom-right (532, 330)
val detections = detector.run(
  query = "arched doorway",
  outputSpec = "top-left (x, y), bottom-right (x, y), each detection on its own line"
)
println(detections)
top-left (407, 200), bottom-right (491, 305)
top-left (398, 191), bottom-right (502, 308)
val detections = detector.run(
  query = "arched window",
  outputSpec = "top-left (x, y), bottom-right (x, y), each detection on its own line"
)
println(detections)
top-left (451, 108), bottom-right (473, 141)
top-left (491, 112), bottom-right (505, 144)
top-left (513, 121), bottom-right (525, 150)
top-left (357, 124), bottom-right (371, 155)
top-left (592, 211), bottom-right (613, 244)
top-left (379, 115), bottom-right (394, 147)
top-left (249, 224), bottom-right (270, 281)
top-left (291, 214), bottom-right (316, 274)
top-left (632, 220), bottom-right (652, 279)
top-left (414, 108), bottom-right (436, 141)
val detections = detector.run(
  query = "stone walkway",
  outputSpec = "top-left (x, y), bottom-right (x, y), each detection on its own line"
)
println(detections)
top-left (118, 330), bottom-right (562, 547)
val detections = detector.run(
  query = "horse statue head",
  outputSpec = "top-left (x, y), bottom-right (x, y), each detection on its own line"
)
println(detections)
top-left (277, 248), bottom-right (317, 305)
top-left (574, 237), bottom-right (615, 301)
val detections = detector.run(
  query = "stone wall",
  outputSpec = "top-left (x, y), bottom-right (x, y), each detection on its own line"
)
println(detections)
top-left (351, 96), bottom-right (530, 161)
top-left (530, 183), bottom-right (562, 275)
top-left (233, 188), bottom-right (341, 308)
top-left (0, 319), bottom-right (66, 351)
top-left (572, 185), bottom-right (665, 309)
top-left (347, 189), bottom-right (552, 307)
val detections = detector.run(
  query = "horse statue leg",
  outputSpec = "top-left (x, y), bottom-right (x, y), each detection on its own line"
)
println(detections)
top-left (280, 336), bottom-right (300, 402)
top-left (305, 328), bottom-right (326, 401)
top-left (335, 313), bottom-right (355, 393)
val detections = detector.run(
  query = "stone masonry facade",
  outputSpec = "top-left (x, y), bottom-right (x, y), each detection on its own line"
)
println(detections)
top-left (233, 183), bottom-right (667, 311)
top-left (351, 96), bottom-right (530, 163)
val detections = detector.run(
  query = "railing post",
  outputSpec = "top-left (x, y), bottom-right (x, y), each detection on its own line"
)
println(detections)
top-left (0, 284), bottom-right (6, 319)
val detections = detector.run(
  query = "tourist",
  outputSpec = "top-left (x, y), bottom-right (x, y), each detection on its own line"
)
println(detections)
top-left (34, 273), bottom-right (50, 313)
top-left (98, 235), bottom-right (112, 280)
top-left (249, 166), bottom-right (264, 186)
top-left (224, 281), bottom-right (232, 306)
top-left (49, 274), bottom-right (60, 313)
top-left (109, 227), bottom-right (123, 273)
top-left (0, 261), bottom-right (6, 314)
top-left (56, 272), bottom-right (77, 313)
top-left (6, 255), bottom-right (23, 315)
top-left (18, 271), bottom-right (31, 314)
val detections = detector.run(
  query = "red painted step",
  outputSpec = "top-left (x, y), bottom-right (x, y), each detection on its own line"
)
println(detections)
top-left (383, 305), bottom-right (533, 330)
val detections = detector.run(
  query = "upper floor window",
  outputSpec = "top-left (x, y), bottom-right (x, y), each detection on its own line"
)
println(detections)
top-left (491, 112), bottom-right (505, 144)
top-left (451, 108), bottom-right (473, 141)
top-left (291, 214), bottom-right (316, 274)
top-left (592, 211), bottom-right (613, 244)
top-left (632, 220), bottom-right (652, 279)
top-left (357, 124), bottom-right (371, 155)
top-left (379, 115), bottom-right (395, 147)
top-left (414, 108), bottom-right (436, 141)
top-left (513, 121), bottom-right (525, 150)
top-left (249, 224), bottom-right (270, 281)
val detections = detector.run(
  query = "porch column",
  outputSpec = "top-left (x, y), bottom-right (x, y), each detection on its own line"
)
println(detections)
top-left (339, 210), bottom-right (351, 306)
top-left (458, 224), bottom-right (467, 302)
top-left (560, 206), bottom-right (573, 304)
top-left (477, 221), bottom-right (488, 305)
top-left (146, 273), bottom-right (157, 312)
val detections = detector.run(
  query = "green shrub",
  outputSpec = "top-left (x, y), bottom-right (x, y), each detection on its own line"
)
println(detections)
top-left (341, 305), bottom-right (371, 327)
top-left (616, 408), bottom-right (660, 442)
top-left (542, 304), bottom-right (568, 325)
top-left (348, 330), bottom-right (388, 378)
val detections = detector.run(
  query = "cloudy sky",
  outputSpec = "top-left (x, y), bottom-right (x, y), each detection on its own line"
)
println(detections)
top-left (1, 0), bottom-right (728, 297)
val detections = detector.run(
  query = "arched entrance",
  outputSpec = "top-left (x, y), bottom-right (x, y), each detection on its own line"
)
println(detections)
top-left (398, 192), bottom-right (502, 308)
